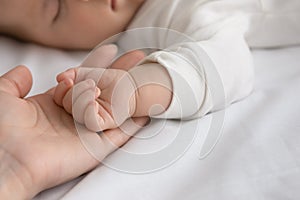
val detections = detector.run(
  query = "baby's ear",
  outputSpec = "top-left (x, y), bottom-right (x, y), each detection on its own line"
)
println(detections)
top-left (80, 44), bottom-right (118, 68)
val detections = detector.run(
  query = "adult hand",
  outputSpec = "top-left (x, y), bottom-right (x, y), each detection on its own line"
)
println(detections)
top-left (0, 46), bottom-right (147, 199)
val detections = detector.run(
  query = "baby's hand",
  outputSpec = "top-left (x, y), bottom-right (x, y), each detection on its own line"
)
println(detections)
top-left (54, 67), bottom-right (137, 132)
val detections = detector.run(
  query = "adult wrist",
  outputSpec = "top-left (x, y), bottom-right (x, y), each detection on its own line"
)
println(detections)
top-left (0, 179), bottom-right (27, 200)
top-left (0, 167), bottom-right (31, 200)
top-left (0, 151), bottom-right (36, 200)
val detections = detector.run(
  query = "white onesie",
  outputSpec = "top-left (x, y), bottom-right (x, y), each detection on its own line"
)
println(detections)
top-left (115, 0), bottom-right (300, 120)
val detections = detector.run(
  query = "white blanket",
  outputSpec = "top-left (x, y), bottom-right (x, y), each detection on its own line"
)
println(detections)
top-left (0, 36), bottom-right (299, 200)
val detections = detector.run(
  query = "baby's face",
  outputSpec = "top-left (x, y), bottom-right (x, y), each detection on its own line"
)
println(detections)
top-left (0, 0), bottom-right (144, 49)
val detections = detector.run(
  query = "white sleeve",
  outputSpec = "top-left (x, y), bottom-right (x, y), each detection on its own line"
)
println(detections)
top-left (139, 15), bottom-right (255, 120)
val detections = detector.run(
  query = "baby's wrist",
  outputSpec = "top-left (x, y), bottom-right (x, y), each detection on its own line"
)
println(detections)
top-left (128, 63), bottom-right (173, 117)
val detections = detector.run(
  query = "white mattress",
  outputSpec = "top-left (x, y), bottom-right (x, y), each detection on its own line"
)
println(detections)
top-left (0, 36), bottom-right (299, 200)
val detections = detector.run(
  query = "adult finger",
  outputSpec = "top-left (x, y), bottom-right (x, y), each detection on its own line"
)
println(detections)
top-left (0, 65), bottom-right (33, 98)
top-left (74, 117), bottom-right (149, 162)
top-left (101, 117), bottom-right (149, 151)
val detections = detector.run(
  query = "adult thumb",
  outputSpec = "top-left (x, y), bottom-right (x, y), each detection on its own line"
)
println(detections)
top-left (0, 65), bottom-right (33, 98)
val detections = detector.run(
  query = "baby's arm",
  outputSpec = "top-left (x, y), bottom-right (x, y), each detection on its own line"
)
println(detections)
top-left (53, 64), bottom-right (172, 132)
top-left (128, 63), bottom-right (173, 117)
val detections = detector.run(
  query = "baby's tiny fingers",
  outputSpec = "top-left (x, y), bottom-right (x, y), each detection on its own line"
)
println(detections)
top-left (84, 102), bottom-right (104, 132)
top-left (62, 79), bottom-right (96, 114)
top-left (73, 88), bottom-right (98, 124)
top-left (56, 68), bottom-right (78, 83)
top-left (84, 100), bottom-right (117, 132)
top-left (53, 79), bottom-right (73, 106)
top-left (62, 89), bottom-right (73, 114)
top-left (73, 79), bottom-right (96, 99)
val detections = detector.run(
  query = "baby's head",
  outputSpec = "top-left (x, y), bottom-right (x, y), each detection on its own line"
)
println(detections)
top-left (0, 0), bottom-right (144, 49)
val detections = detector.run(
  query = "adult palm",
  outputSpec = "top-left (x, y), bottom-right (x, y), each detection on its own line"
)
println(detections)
top-left (0, 46), bottom-right (147, 199)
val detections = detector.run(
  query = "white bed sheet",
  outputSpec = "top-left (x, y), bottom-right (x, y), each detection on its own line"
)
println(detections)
top-left (0, 36), bottom-right (299, 200)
